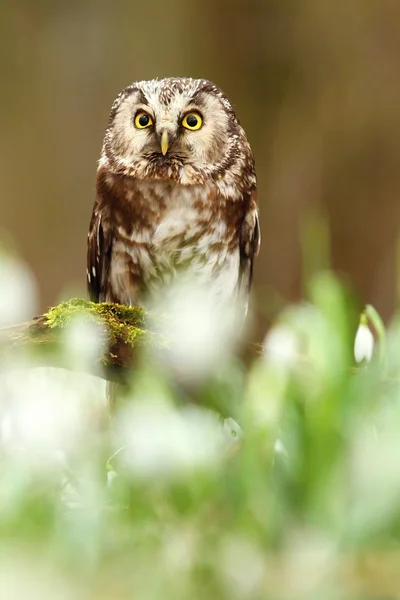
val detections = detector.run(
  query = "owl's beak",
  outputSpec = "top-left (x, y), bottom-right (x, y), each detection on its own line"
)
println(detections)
top-left (160, 130), bottom-right (169, 155)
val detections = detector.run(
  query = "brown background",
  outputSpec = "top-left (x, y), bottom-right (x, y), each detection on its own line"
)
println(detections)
top-left (2, 0), bottom-right (400, 330)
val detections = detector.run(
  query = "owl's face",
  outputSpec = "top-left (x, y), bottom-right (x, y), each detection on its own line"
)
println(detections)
top-left (102, 78), bottom-right (250, 185)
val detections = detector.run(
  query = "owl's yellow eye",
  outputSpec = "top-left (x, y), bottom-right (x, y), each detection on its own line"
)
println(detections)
top-left (182, 112), bottom-right (203, 131)
top-left (134, 111), bottom-right (153, 129)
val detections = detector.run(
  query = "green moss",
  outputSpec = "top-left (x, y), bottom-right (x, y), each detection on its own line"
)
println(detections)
top-left (43, 298), bottom-right (148, 349)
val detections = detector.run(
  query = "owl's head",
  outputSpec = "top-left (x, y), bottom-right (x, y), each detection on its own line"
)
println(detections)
top-left (101, 78), bottom-right (254, 186)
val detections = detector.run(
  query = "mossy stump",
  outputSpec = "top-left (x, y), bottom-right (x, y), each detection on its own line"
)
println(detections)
top-left (0, 298), bottom-right (156, 381)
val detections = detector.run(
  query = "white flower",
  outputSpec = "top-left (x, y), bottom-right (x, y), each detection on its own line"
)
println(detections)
top-left (354, 317), bottom-right (374, 363)
top-left (150, 281), bottom-right (238, 383)
top-left (0, 368), bottom-right (106, 468)
top-left (263, 324), bottom-right (299, 369)
top-left (0, 255), bottom-right (38, 326)
top-left (219, 536), bottom-right (264, 597)
top-left (106, 469), bottom-right (119, 488)
top-left (116, 401), bottom-right (224, 480)
top-left (0, 556), bottom-right (76, 600)
top-left (62, 315), bottom-right (104, 372)
top-left (223, 418), bottom-right (243, 441)
top-left (274, 438), bottom-right (288, 458)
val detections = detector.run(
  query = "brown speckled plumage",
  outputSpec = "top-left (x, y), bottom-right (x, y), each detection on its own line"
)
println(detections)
top-left (87, 77), bottom-right (260, 313)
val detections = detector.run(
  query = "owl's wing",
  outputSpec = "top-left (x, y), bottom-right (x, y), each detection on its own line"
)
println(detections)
top-left (238, 198), bottom-right (260, 303)
top-left (87, 199), bottom-right (112, 303)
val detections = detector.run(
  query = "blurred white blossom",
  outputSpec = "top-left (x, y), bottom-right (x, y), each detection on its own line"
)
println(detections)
top-left (223, 417), bottom-right (243, 441)
top-left (274, 437), bottom-right (288, 458)
top-left (0, 255), bottom-right (38, 326)
top-left (163, 526), bottom-right (198, 573)
top-left (59, 477), bottom-right (84, 511)
top-left (106, 469), bottom-right (119, 488)
top-left (263, 324), bottom-right (299, 368)
top-left (348, 417), bottom-right (400, 531)
top-left (219, 536), bottom-right (264, 597)
top-left (116, 400), bottom-right (224, 480)
top-left (277, 527), bottom-right (337, 597)
top-left (354, 317), bottom-right (374, 363)
top-left (151, 282), bottom-right (239, 382)
top-left (0, 368), bottom-right (106, 469)
top-left (282, 302), bottom-right (348, 387)
top-left (62, 315), bottom-right (104, 372)
top-left (0, 556), bottom-right (77, 600)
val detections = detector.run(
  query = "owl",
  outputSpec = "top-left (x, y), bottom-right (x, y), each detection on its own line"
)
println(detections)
top-left (87, 77), bottom-right (260, 320)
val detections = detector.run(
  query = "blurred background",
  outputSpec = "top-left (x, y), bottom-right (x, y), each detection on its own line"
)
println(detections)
top-left (2, 0), bottom-right (400, 330)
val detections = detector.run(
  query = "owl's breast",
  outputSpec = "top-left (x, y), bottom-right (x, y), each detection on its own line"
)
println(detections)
top-left (152, 204), bottom-right (214, 257)
top-left (109, 177), bottom-right (242, 305)
top-left (147, 194), bottom-right (240, 304)
top-left (149, 183), bottom-right (227, 262)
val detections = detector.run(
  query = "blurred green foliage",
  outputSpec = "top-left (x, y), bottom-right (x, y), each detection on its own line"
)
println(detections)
top-left (2, 1), bottom-right (400, 596)
top-left (1, 268), bottom-right (400, 599)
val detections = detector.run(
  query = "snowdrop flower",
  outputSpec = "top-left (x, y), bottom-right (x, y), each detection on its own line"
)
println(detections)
top-left (0, 556), bottom-right (77, 600)
top-left (219, 536), bottom-right (264, 597)
top-left (0, 368), bottom-right (105, 468)
top-left (223, 417), bottom-right (243, 441)
top-left (348, 416), bottom-right (400, 531)
top-left (263, 323), bottom-right (299, 369)
top-left (116, 401), bottom-right (224, 480)
top-left (279, 527), bottom-right (337, 597)
top-left (62, 315), bottom-right (104, 372)
top-left (106, 469), bottom-right (119, 489)
top-left (274, 437), bottom-right (288, 458)
top-left (354, 314), bottom-right (374, 364)
top-left (163, 525), bottom-right (198, 573)
top-left (150, 281), bottom-right (238, 382)
top-left (0, 255), bottom-right (38, 326)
